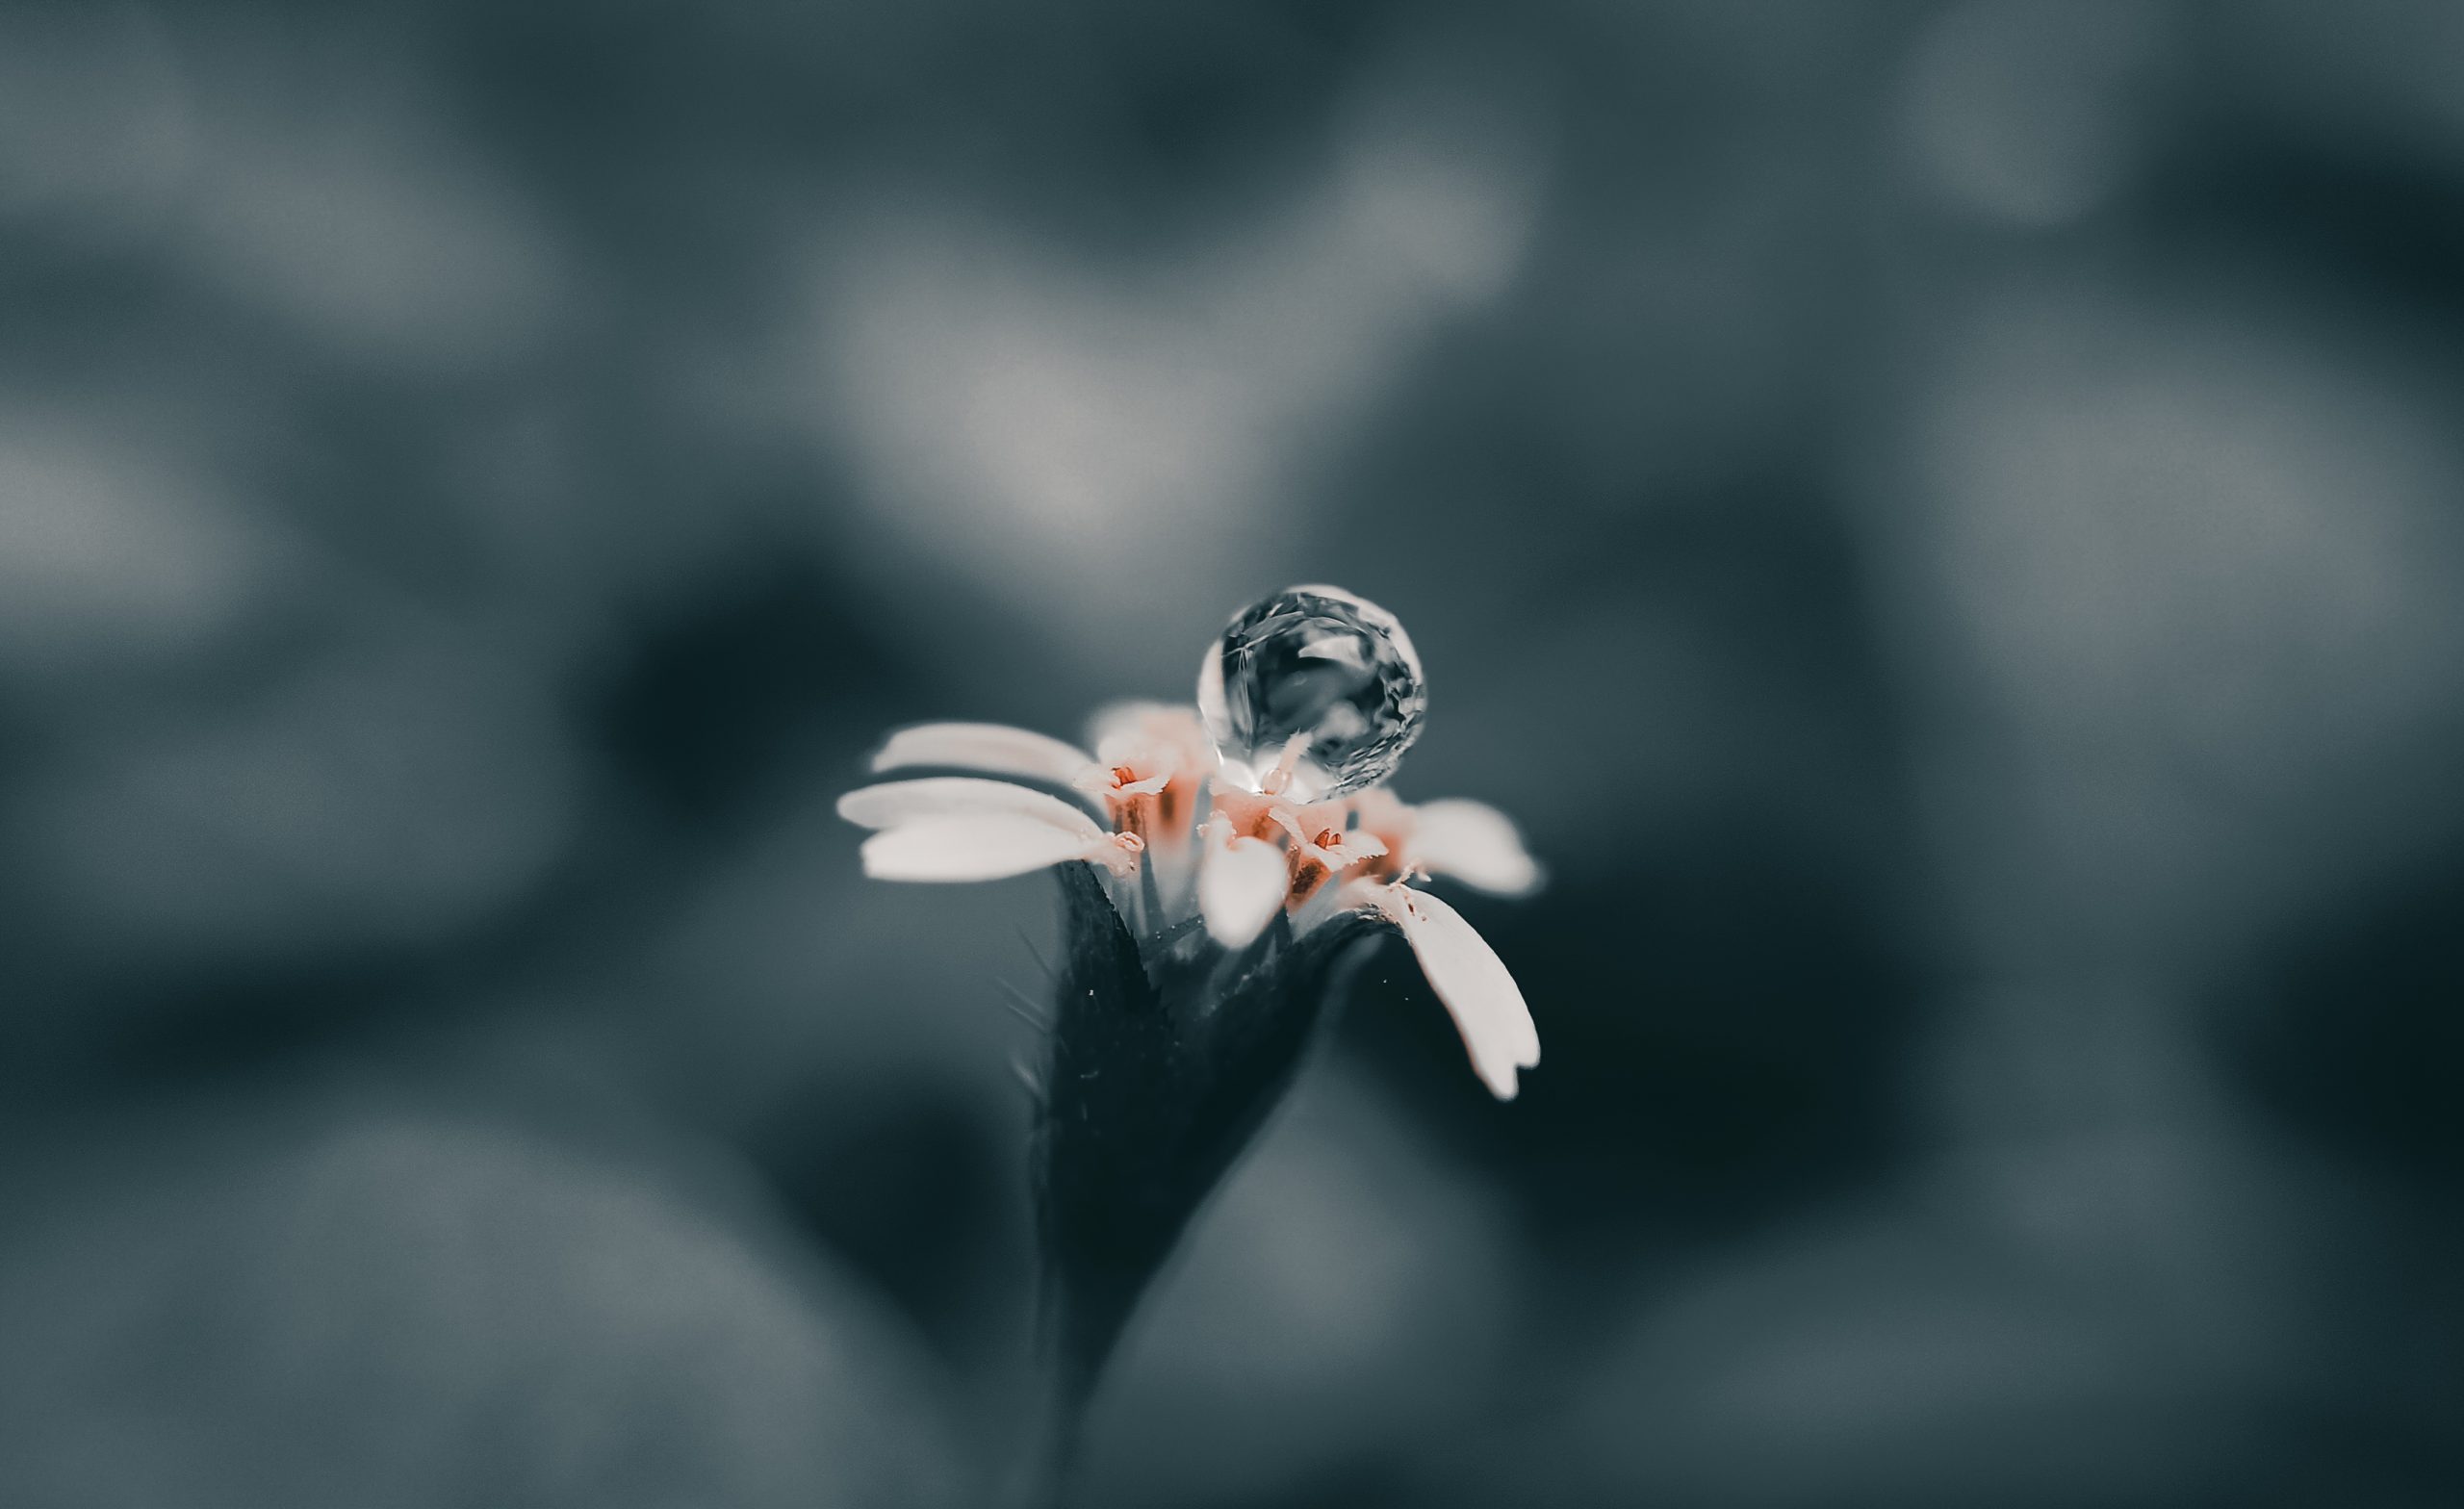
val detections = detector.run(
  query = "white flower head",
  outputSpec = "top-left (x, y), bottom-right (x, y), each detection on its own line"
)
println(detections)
top-left (837, 599), bottom-right (1543, 1098)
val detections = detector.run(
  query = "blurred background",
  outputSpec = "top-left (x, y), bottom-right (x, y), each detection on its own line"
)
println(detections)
top-left (3, 1), bottom-right (2460, 1504)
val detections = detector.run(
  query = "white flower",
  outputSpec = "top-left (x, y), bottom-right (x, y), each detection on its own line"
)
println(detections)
top-left (839, 704), bottom-right (1544, 1098)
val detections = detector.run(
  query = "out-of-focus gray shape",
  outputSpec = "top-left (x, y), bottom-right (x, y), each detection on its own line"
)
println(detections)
top-left (2236, 0), bottom-right (2464, 165)
top-left (167, 16), bottom-right (572, 371)
top-left (0, 413), bottom-right (282, 676)
top-left (0, 1099), bottom-right (963, 1509)
top-left (619, 784), bottom-right (1058, 1112)
top-left (1899, 0), bottom-right (2165, 226)
top-left (11, 633), bottom-right (581, 967)
top-left (1075, 1065), bottom-right (1520, 1507)
top-left (1516, 1125), bottom-right (2400, 1505)
top-left (807, 55), bottom-right (1546, 693)
top-left (1877, 276), bottom-right (2464, 962)
top-left (0, 2), bottom-right (192, 246)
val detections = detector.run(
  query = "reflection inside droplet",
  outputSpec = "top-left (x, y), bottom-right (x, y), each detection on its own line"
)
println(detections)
top-left (1197, 585), bottom-right (1426, 802)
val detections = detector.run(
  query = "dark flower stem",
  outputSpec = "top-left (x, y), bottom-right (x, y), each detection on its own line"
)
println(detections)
top-left (1020, 862), bottom-right (1382, 1506)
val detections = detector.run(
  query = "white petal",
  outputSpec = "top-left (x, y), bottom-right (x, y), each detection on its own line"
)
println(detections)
top-left (1380, 886), bottom-right (1538, 1099)
top-left (1200, 833), bottom-right (1288, 948)
top-left (860, 815), bottom-right (1100, 882)
top-left (870, 723), bottom-right (1094, 787)
top-left (837, 777), bottom-right (1102, 839)
top-left (1408, 799), bottom-right (1543, 897)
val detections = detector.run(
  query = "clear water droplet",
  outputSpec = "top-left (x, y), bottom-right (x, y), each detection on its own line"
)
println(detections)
top-left (1196, 584), bottom-right (1426, 802)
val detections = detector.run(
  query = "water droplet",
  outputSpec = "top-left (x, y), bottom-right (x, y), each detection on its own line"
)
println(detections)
top-left (1196, 584), bottom-right (1426, 802)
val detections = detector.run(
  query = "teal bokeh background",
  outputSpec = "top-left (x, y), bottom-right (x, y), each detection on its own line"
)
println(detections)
top-left (3, 3), bottom-right (2459, 1504)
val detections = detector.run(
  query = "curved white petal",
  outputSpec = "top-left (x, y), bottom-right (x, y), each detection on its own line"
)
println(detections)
top-left (1378, 885), bottom-right (1538, 1099)
top-left (1409, 799), bottom-right (1543, 897)
top-left (1200, 833), bottom-right (1287, 948)
top-left (860, 814), bottom-right (1101, 882)
top-left (871, 723), bottom-right (1094, 787)
top-left (837, 777), bottom-right (1103, 838)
